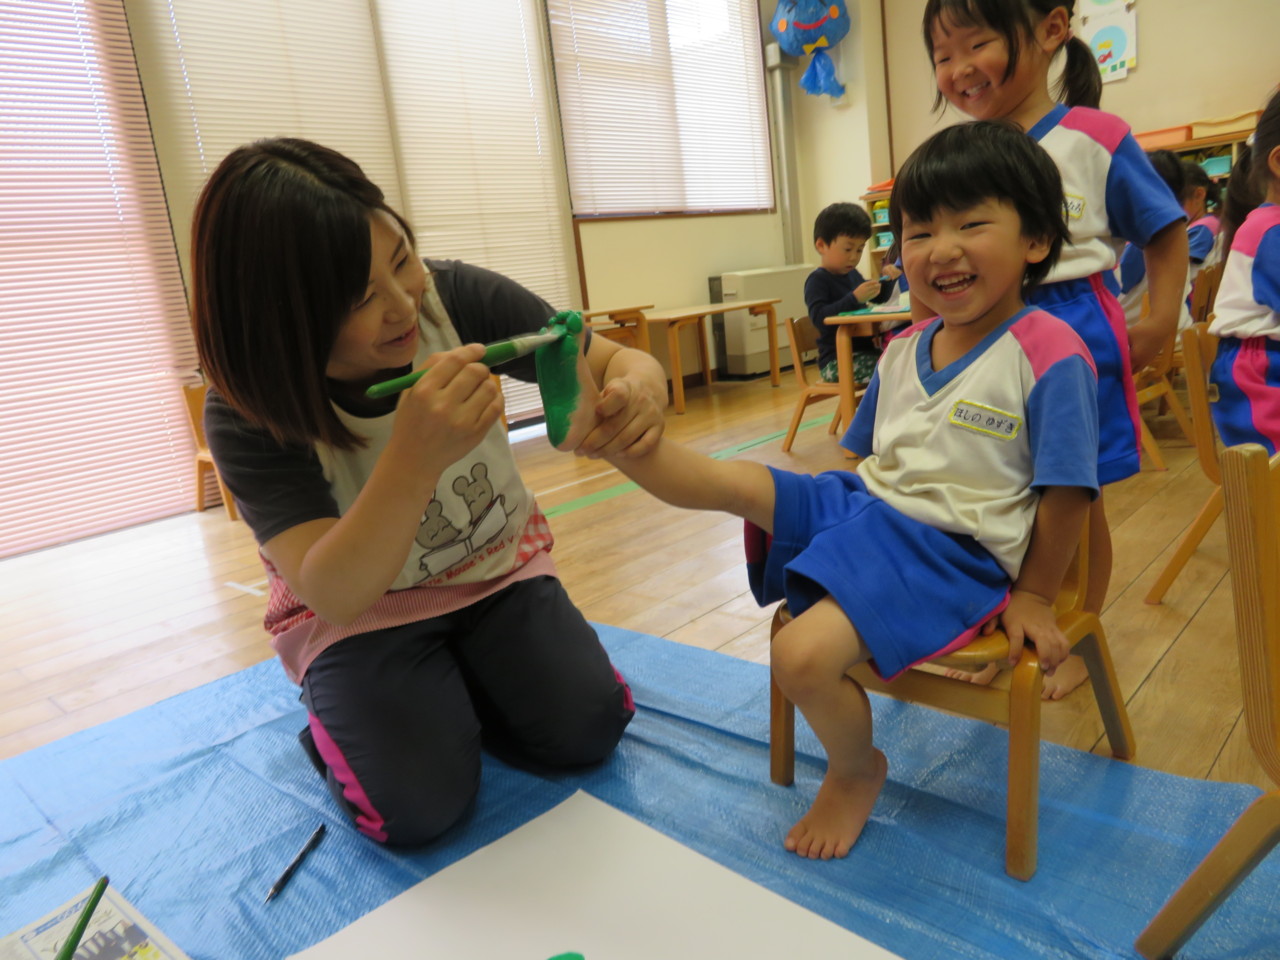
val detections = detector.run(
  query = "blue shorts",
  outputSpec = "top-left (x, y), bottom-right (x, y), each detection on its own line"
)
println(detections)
top-left (1028, 275), bottom-right (1140, 485)
top-left (1210, 336), bottom-right (1280, 454)
top-left (746, 469), bottom-right (1011, 681)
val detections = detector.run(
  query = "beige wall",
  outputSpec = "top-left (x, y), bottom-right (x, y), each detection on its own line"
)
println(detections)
top-left (790, 0), bottom-right (893, 258)
top-left (884, 0), bottom-right (1280, 167)
top-left (576, 212), bottom-right (785, 371)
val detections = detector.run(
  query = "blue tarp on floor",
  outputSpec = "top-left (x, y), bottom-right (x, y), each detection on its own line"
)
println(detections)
top-left (2, 626), bottom-right (1277, 959)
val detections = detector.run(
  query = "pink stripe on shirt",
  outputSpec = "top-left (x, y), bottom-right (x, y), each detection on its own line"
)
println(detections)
top-left (1007, 309), bottom-right (1096, 379)
top-left (1232, 205), bottom-right (1280, 258)
top-left (1059, 106), bottom-right (1129, 154)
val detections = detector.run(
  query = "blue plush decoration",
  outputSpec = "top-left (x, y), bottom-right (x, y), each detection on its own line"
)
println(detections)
top-left (770, 1), bottom-right (852, 98)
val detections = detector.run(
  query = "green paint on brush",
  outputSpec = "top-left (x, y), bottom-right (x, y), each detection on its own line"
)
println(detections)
top-left (536, 309), bottom-right (585, 447)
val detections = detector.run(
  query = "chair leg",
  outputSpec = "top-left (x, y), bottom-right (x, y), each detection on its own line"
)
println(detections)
top-left (1144, 486), bottom-right (1224, 604)
top-left (1135, 791), bottom-right (1280, 960)
top-left (195, 461), bottom-right (210, 512)
top-left (1163, 388), bottom-right (1195, 447)
top-left (827, 407), bottom-right (841, 436)
top-left (1074, 621), bottom-right (1136, 761)
top-left (216, 473), bottom-right (239, 521)
top-left (1140, 418), bottom-right (1167, 470)
top-left (769, 605), bottom-right (795, 786)
top-left (1006, 649), bottom-right (1043, 881)
top-left (770, 670), bottom-right (795, 786)
top-left (781, 398), bottom-right (807, 453)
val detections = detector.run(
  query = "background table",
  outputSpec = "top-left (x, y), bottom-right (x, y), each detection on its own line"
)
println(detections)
top-left (828, 309), bottom-right (912, 451)
top-left (643, 298), bottom-right (782, 413)
top-left (582, 304), bottom-right (654, 353)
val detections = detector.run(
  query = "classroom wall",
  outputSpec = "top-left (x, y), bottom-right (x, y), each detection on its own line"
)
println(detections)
top-left (575, 214), bottom-right (786, 375)
top-left (883, 0), bottom-right (1280, 169)
top-left (788, 0), bottom-right (892, 258)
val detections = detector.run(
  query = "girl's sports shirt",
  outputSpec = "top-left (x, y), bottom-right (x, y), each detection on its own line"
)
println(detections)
top-left (842, 308), bottom-right (1098, 580)
top-left (1028, 105), bottom-right (1185, 283)
top-left (1209, 204), bottom-right (1280, 340)
top-left (1187, 214), bottom-right (1221, 264)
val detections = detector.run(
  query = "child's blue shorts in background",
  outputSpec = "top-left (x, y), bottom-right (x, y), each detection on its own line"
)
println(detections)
top-left (1028, 274), bottom-right (1140, 485)
top-left (1210, 335), bottom-right (1280, 454)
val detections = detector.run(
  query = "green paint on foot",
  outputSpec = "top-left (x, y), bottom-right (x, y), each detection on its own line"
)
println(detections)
top-left (536, 310), bottom-right (585, 447)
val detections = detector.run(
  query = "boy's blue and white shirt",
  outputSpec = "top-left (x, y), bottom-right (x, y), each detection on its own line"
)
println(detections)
top-left (1029, 104), bottom-right (1186, 283)
top-left (843, 308), bottom-right (1099, 580)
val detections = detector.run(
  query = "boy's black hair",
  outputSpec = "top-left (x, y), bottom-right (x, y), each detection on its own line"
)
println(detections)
top-left (813, 202), bottom-right (872, 245)
top-left (1145, 149), bottom-right (1186, 201)
top-left (923, 0), bottom-right (1101, 112)
top-left (889, 120), bottom-right (1069, 295)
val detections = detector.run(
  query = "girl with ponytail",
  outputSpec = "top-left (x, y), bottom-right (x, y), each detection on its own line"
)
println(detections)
top-left (922, 1), bottom-right (1189, 698)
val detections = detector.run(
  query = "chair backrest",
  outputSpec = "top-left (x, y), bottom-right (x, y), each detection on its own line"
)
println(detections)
top-left (785, 316), bottom-right (820, 388)
top-left (1180, 323), bottom-right (1222, 486)
top-left (1189, 260), bottom-right (1225, 326)
top-left (1219, 443), bottom-right (1280, 787)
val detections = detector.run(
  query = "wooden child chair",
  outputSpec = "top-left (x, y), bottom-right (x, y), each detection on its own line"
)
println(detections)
top-left (780, 316), bottom-right (859, 453)
top-left (1188, 260), bottom-right (1225, 327)
top-left (181, 382), bottom-right (238, 521)
top-left (1145, 325), bottom-right (1223, 604)
top-left (768, 515), bottom-right (1135, 880)
top-left (1135, 442), bottom-right (1280, 958)
top-left (1134, 327), bottom-right (1194, 471)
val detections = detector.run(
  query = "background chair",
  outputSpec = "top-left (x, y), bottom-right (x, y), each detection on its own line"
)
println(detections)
top-left (1145, 325), bottom-right (1222, 604)
top-left (1189, 260), bottom-right (1226, 327)
top-left (780, 316), bottom-right (857, 453)
top-left (1134, 328), bottom-right (1194, 471)
top-left (768, 516), bottom-right (1135, 880)
top-left (181, 382), bottom-right (238, 521)
top-left (1135, 442), bottom-right (1280, 958)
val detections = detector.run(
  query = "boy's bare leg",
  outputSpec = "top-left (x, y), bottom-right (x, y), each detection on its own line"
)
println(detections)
top-left (607, 437), bottom-right (777, 533)
top-left (772, 596), bottom-right (887, 859)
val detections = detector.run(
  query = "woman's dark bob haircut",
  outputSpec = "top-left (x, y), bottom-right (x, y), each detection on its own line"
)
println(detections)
top-left (889, 120), bottom-right (1070, 295)
top-left (191, 138), bottom-right (415, 450)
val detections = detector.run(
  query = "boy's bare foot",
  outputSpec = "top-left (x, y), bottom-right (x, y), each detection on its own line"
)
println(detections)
top-left (784, 748), bottom-right (887, 860)
top-left (1041, 652), bottom-right (1089, 700)
top-left (942, 662), bottom-right (1001, 685)
top-left (536, 310), bottom-right (600, 450)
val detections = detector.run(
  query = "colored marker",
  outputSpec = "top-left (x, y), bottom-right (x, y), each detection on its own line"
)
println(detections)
top-left (365, 329), bottom-right (566, 399)
top-left (264, 823), bottom-right (326, 904)
top-left (55, 876), bottom-right (109, 960)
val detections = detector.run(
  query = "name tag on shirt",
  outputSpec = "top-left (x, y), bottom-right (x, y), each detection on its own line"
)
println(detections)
top-left (1064, 193), bottom-right (1085, 220)
top-left (949, 400), bottom-right (1022, 440)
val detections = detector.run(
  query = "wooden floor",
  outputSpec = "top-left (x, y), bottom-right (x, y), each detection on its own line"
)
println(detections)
top-left (0, 372), bottom-right (1268, 793)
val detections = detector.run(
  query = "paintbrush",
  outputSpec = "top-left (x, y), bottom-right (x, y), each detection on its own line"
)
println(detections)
top-left (365, 328), bottom-right (566, 399)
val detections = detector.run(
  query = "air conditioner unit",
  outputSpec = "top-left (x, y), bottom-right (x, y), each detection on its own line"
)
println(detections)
top-left (708, 264), bottom-right (811, 378)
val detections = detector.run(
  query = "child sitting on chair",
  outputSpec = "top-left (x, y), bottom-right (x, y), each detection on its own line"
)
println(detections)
top-left (569, 120), bottom-right (1101, 860)
top-left (805, 202), bottom-right (902, 385)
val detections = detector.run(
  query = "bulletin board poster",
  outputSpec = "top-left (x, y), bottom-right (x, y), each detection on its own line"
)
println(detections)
top-left (1080, 1), bottom-right (1137, 84)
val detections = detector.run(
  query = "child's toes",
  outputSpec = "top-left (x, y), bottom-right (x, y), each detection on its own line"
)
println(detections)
top-left (536, 310), bottom-right (600, 450)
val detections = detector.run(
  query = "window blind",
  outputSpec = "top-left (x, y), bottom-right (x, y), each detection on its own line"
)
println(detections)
top-left (125, 0), bottom-right (404, 283)
top-left (0, 0), bottom-right (196, 559)
top-left (372, 0), bottom-right (578, 422)
top-left (546, 0), bottom-right (775, 217)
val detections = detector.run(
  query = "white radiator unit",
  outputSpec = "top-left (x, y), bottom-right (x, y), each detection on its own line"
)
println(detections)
top-left (708, 264), bottom-right (811, 377)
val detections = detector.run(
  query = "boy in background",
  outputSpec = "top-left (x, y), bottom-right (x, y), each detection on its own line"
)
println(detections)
top-left (805, 202), bottom-right (902, 384)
